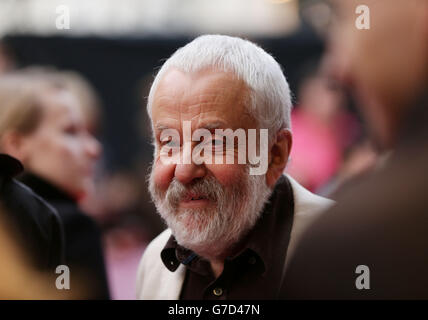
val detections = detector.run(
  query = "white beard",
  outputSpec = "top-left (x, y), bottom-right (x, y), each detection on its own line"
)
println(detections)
top-left (148, 166), bottom-right (272, 259)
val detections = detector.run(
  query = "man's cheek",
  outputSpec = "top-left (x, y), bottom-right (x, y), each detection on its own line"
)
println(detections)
top-left (206, 163), bottom-right (245, 187)
top-left (153, 159), bottom-right (176, 191)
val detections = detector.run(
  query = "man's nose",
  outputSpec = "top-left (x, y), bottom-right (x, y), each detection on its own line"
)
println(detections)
top-left (174, 161), bottom-right (207, 185)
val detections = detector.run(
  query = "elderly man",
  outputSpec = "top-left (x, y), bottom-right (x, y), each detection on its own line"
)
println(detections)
top-left (281, 0), bottom-right (428, 299)
top-left (136, 35), bottom-right (333, 300)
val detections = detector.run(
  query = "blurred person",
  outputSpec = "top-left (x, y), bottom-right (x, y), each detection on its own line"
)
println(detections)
top-left (318, 138), bottom-right (378, 198)
top-left (281, 0), bottom-right (428, 299)
top-left (0, 204), bottom-right (94, 299)
top-left (0, 69), bottom-right (110, 299)
top-left (136, 35), bottom-right (333, 300)
top-left (286, 73), bottom-right (359, 191)
top-left (0, 205), bottom-right (60, 299)
top-left (22, 67), bottom-right (104, 200)
top-left (52, 69), bottom-right (103, 144)
top-left (0, 154), bottom-right (64, 273)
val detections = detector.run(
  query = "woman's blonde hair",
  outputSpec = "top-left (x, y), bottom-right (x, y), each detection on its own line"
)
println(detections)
top-left (0, 73), bottom-right (47, 140)
top-left (0, 67), bottom-right (101, 150)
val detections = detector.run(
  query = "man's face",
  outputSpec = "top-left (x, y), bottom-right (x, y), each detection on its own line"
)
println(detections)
top-left (148, 68), bottom-right (272, 257)
top-left (326, 0), bottom-right (428, 149)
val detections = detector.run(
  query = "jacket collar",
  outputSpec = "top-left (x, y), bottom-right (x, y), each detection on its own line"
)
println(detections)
top-left (0, 154), bottom-right (23, 178)
top-left (18, 172), bottom-right (75, 203)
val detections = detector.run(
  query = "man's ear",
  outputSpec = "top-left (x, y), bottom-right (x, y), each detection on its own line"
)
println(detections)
top-left (266, 129), bottom-right (292, 188)
top-left (1, 131), bottom-right (29, 162)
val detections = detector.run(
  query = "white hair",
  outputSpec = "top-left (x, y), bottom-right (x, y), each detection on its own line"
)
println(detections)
top-left (147, 34), bottom-right (292, 139)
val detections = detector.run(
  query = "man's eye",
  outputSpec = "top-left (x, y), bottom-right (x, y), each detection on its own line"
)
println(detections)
top-left (212, 139), bottom-right (223, 146)
top-left (162, 139), bottom-right (179, 147)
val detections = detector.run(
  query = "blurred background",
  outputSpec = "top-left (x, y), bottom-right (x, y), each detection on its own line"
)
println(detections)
top-left (0, 0), bottom-right (378, 299)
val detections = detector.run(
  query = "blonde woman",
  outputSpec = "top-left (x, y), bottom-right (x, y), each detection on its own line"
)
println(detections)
top-left (0, 69), bottom-right (110, 299)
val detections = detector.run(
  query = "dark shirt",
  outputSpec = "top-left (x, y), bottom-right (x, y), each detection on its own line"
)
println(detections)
top-left (20, 173), bottom-right (110, 300)
top-left (0, 154), bottom-right (65, 272)
top-left (161, 175), bottom-right (295, 300)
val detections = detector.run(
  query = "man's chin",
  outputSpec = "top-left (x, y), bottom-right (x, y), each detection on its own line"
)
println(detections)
top-left (178, 199), bottom-right (212, 209)
top-left (165, 215), bottom-right (221, 245)
top-left (174, 214), bottom-right (213, 234)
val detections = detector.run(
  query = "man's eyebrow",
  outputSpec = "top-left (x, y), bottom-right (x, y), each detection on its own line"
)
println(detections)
top-left (154, 123), bottom-right (171, 131)
top-left (154, 121), bottom-right (228, 131)
top-left (197, 121), bottom-right (228, 130)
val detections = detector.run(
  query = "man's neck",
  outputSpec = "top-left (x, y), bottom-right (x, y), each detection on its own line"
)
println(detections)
top-left (200, 233), bottom-right (251, 278)
top-left (210, 259), bottom-right (224, 278)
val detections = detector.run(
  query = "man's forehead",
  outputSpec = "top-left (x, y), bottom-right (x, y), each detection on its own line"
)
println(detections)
top-left (152, 108), bottom-right (255, 133)
top-left (151, 68), bottom-right (254, 131)
top-left (154, 68), bottom-right (248, 105)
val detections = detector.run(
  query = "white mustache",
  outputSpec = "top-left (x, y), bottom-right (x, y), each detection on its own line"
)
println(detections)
top-left (165, 176), bottom-right (223, 209)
